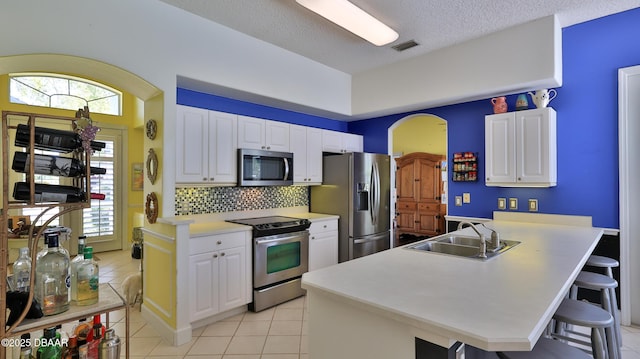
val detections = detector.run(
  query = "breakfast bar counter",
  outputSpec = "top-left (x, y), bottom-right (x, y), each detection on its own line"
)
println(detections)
top-left (301, 220), bottom-right (604, 358)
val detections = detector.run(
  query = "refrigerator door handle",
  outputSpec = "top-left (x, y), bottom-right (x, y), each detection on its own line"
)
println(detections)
top-left (370, 161), bottom-right (380, 226)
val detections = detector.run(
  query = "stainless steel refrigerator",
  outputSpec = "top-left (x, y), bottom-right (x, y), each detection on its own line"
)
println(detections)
top-left (310, 152), bottom-right (390, 262)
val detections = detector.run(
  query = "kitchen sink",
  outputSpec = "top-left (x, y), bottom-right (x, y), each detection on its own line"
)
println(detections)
top-left (405, 234), bottom-right (521, 260)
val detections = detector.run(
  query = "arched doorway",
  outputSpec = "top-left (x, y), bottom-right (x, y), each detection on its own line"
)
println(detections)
top-left (387, 114), bottom-right (448, 247)
top-left (0, 53), bottom-right (162, 251)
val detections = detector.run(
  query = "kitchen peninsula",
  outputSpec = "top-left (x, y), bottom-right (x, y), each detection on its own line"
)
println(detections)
top-left (301, 218), bottom-right (604, 358)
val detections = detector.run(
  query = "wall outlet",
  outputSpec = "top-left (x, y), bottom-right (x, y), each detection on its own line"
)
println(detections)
top-left (498, 198), bottom-right (506, 210)
top-left (528, 199), bottom-right (538, 212)
top-left (463, 193), bottom-right (471, 203)
top-left (455, 196), bottom-right (462, 206)
top-left (509, 198), bottom-right (518, 210)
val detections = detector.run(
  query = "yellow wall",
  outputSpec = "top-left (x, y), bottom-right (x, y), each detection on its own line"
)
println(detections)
top-left (392, 115), bottom-right (447, 156)
top-left (0, 73), bottom-right (144, 248)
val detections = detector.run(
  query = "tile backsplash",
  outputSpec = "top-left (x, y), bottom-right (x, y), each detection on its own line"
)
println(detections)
top-left (175, 186), bottom-right (309, 215)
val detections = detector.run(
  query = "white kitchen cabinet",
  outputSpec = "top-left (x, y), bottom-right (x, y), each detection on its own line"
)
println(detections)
top-left (238, 115), bottom-right (290, 152)
top-left (176, 105), bottom-right (237, 184)
top-left (485, 107), bottom-right (556, 187)
top-left (290, 124), bottom-right (323, 184)
top-left (308, 218), bottom-right (338, 271)
top-left (321, 129), bottom-right (363, 153)
top-left (189, 231), bottom-right (251, 322)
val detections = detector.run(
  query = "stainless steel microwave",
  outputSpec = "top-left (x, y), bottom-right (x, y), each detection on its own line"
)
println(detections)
top-left (238, 148), bottom-right (294, 186)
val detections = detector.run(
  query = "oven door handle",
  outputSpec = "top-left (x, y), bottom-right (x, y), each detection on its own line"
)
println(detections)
top-left (255, 233), bottom-right (305, 245)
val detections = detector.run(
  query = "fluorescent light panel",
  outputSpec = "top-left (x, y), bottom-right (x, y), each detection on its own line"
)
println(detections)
top-left (296, 0), bottom-right (399, 46)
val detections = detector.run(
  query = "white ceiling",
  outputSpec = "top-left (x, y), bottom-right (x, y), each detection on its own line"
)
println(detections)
top-left (159, 0), bottom-right (639, 75)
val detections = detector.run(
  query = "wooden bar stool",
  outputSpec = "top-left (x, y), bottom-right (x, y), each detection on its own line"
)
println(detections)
top-left (570, 270), bottom-right (621, 358)
top-left (497, 337), bottom-right (591, 359)
top-left (551, 298), bottom-right (617, 359)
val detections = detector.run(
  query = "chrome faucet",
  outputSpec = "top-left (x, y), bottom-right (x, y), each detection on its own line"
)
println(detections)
top-left (457, 221), bottom-right (487, 258)
top-left (481, 223), bottom-right (501, 251)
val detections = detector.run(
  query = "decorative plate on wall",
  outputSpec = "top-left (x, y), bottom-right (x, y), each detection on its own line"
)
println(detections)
top-left (145, 119), bottom-right (157, 140)
top-left (146, 148), bottom-right (158, 185)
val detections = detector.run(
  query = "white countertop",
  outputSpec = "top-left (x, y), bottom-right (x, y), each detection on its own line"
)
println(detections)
top-left (301, 220), bottom-right (604, 351)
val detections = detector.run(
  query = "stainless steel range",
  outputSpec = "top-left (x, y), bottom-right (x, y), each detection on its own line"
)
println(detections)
top-left (227, 216), bottom-right (310, 312)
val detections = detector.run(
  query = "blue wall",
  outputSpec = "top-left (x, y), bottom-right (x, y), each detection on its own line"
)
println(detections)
top-left (349, 8), bottom-right (640, 229)
top-left (177, 88), bottom-right (348, 132)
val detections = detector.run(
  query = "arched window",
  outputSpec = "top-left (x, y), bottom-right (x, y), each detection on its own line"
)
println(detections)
top-left (9, 73), bottom-right (122, 116)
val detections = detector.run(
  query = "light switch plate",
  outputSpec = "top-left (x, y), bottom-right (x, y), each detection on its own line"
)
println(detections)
top-left (509, 198), bottom-right (518, 210)
top-left (455, 196), bottom-right (462, 206)
top-left (463, 193), bottom-right (471, 203)
top-left (528, 199), bottom-right (538, 212)
top-left (498, 198), bottom-right (506, 210)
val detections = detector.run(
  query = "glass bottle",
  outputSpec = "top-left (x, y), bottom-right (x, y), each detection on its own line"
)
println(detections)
top-left (13, 182), bottom-right (86, 203)
top-left (12, 152), bottom-right (106, 177)
top-left (12, 247), bottom-right (31, 292)
top-left (14, 124), bottom-right (105, 153)
top-left (70, 236), bottom-right (87, 302)
top-left (35, 233), bottom-right (70, 316)
top-left (36, 327), bottom-right (61, 359)
top-left (76, 247), bottom-right (99, 306)
top-left (63, 335), bottom-right (79, 359)
top-left (19, 333), bottom-right (31, 359)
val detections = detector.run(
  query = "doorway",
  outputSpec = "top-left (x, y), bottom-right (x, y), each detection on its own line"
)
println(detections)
top-left (388, 114), bottom-right (448, 247)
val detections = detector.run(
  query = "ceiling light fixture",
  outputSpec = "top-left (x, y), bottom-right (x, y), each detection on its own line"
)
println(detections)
top-left (295, 0), bottom-right (399, 46)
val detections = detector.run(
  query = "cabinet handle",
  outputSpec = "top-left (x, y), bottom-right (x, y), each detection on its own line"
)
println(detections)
top-left (203, 177), bottom-right (207, 181)
top-left (210, 178), bottom-right (214, 181)
top-left (217, 240), bottom-right (222, 245)
top-left (221, 252), bottom-right (225, 256)
top-left (323, 225), bottom-right (327, 228)
top-left (213, 254), bottom-right (218, 258)
top-left (311, 236), bottom-right (316, 240)
top-left (517, 177), bottom-right (522, 181)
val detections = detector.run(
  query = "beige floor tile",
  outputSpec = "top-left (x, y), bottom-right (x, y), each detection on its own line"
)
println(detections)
top-left (243, 308), bottom-right (275, 322)
top-left (221, 355), bottom-right (260, 359)
top-left (262, 336), bottom-right (301, 354)
top-left (225, 335), bottom-right (267, 355)
top-left (187, 336), bottom-right (232, 355)
top-left (260, 355), bottom-right (299, 359)
top-left (183, 356), bottom-right (222, 359)
top-left (268, 321), bottom-right (302, 336)
top-left (147, 337), bottom-right (196, 356)
top-left (222, 313), bottom-right (246, 322)
top-left (272, 308), bottom-right (303, 321)
top-left (133, 323), bottom-right (163, 338)
top-left (126, 337), bottom-right (164, 356)
top-left (201, 321), bottom-right (240, 336)
top-left (300, 335), bottom-right (308, 354)
top-left (236, 321), bottom-right (271, 336)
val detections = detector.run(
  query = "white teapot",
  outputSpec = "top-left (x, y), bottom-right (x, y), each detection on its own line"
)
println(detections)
top-left (528, 89), bottom-right (557, 108)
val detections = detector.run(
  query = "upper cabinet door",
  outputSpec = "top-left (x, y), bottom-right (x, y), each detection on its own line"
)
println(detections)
top-left (176, 105), bottom-right (209, 183)
top-left (485, 112), bottom-right (517, 184)
top-left (290, 124), bottom-right (308, 183)
top-left (265, 120), bottom-right (290, 152)
top-left (305, 127), bottom-right (323, 183)
top-left (237, 115), bottom-right (266, 150)
top-left (516, 108), bottom-right (556, 185)
top-left (209, 111), bottom-right (238, 184)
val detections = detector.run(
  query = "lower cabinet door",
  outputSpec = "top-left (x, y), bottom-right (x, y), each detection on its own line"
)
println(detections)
top-left (218, 246), bottom-right (247, 312)
top-left (189, 252), bottom-right (219, 322)
top-left (309, 230), bottom-right (339, 272)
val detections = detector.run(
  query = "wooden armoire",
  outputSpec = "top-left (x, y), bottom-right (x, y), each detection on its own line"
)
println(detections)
top-left (395, 152), bottom-right (446, 244)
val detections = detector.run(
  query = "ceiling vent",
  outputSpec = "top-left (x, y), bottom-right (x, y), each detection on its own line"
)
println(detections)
top-left (392, 40), bottom-right (419, 52)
